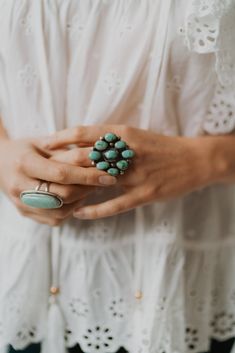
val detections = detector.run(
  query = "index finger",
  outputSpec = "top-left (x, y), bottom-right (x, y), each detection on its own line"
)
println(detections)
top-left (41, 125), bottom-right (128, 150)
top-left (21, 152), bottom-right (117, 186)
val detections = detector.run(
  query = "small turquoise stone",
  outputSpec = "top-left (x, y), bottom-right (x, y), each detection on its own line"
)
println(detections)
top-left (21, 193), bottom-right (62, 209)
top-left (104, 132), bottom-right (118, 143)
top-left (115, 140), bottom-right (126, 149)
top-left (116, 160), bottom-right (129, 170)
top-left (95, 140), bottom-right (108, 151)
top-left (122, 149), bottom-right (135, 159)
top-left (89, 150), bottom-right (102, 161)
top-left (96, 161), bottom-right (110, 170)
top-left (107, 168), bottom-right (120, 176)
top-left (104, 149), bottom-right (119, 160)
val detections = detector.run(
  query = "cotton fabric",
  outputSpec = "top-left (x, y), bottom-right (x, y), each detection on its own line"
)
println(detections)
top-left (0, 1), bottom-right (235, 353)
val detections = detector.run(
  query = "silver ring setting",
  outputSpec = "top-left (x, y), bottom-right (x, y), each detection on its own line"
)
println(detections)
top-left (20, 181), bottom-right (64, 209)
top-left (88, 132), bottom-right (135, 176)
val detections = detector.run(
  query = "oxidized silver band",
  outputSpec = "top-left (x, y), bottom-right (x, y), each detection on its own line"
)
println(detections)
top-left (20, 181), bottom-right (64, 209)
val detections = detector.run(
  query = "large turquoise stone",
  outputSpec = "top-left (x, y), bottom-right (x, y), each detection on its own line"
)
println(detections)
top-left (96, 161), bottom-right (110, 170)
top-left (115, 140), bottom-right (126, 149)
top-left (21, 192), bottom-right (62, 209)
top-left (107, 168), bottom-right (120, 176)
top-left (104, 132), bottom-right (118, 143)
top-left (104, 149), bottom-right (119, 160)
top-left (89, 150), bottom-right (102, 161)
top-left (95, 140), bottom-right (108, 151)
top-left (122, 149), bottom-right (135, 159)
top-left (116, 160), bottom-right (129, 170)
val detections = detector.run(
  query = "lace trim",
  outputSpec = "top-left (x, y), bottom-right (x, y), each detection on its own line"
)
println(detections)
top-left (203, 81), bottom-right (235, 135)
top-left (1, 241), bottom-right (235, 353)
top-left (181, 0), bottom-right (235, 135)
top-left (184, 0), bottom-right (235, 85)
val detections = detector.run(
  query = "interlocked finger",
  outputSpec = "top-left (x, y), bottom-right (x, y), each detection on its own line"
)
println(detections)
top-left (48, 182), bottom-right (96, 204)
top-left (51, 147), bottom-right (92, 167)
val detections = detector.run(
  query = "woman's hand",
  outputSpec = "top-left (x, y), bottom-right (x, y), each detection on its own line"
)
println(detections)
top-left (43, 125), bottom-right (216, 219)
top-left (0, 137), bottom-right (117, 225)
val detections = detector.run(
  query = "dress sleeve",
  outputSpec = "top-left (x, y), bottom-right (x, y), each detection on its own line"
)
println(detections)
top-left (182, 0), bottom-right (235, 135)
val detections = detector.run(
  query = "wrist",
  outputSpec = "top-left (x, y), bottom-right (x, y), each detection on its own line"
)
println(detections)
top-left (184, 135), bottom-right (229, 189)
top-left (188, 136), bottom-right (215, 188)
top-left (207, 135), bottom-right (235, 184)
top-left (192, 135), bottom-right (235, 186)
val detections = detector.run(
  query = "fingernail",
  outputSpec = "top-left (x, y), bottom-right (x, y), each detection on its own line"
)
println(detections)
top-left (98, 175), bottom-right (117, 186)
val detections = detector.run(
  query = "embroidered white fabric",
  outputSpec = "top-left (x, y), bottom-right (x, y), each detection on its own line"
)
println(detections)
top-left (0, 1), bottom-right (235, 353)
top-left (182, 0), bottom-right (235, 135)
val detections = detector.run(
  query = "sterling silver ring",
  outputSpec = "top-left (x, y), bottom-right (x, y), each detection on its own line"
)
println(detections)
top-left (20, 181), bottom-right (64, 209)
top-left (88, 132), bottom-right (135, 176)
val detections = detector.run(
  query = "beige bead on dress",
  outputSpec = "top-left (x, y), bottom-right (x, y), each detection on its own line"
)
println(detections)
top-left (50, 286), bottom-right (60, 296)
top-left (135, 290), bottom-right (143, 300)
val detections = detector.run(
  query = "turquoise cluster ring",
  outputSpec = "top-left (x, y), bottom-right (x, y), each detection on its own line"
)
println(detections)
top-left (88, 132), bottom-right (135, 176)
top-left (20, 181), bottom-right (64, 209)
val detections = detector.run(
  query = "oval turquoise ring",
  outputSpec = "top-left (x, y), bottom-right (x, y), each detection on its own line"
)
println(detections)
top-left (88, 132), bottom-right (135, 176)
top-left (20, 181), bottom-right (64, 209)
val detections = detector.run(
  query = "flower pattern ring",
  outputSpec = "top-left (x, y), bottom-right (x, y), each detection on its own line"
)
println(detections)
top-left (88, 132), bottom-right (135, 176)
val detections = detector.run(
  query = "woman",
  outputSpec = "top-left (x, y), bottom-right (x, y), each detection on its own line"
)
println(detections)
top-left (0, 0), bottom-right (235, 353)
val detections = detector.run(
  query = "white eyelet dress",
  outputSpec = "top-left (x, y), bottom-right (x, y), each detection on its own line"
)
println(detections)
top-left (0, 1), bottom-right (235, 353)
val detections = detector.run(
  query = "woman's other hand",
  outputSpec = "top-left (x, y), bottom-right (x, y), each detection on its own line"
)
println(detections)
top-left (0, 137), bottom-right (117, 225)
top-left (43, 125), bottom-right (217, 219)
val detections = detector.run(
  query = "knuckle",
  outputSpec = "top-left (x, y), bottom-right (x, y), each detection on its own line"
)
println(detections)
top-left (85, 172), bottom-right (95, 186)
top-left (46, 133), bottom-right (60, 149)
top-left (72, 150), bottom-right (82, 164)
top-left (59, 186), bottom-right (75, 202)
top-left (60, 188), bottom-right (72, 200)
top-left (15, 154), bottom-right (28, 173)
top-left (9, 182), bottom-right (20, 197)
top-left (17, 147), bottom-right (38, 173)
top-left (73, 126), bottom-right (84, 141)
top-left (112, 203), bottom-right (123, 215)
top-left (119, 125), bottom-right (133, 139)
top-left (118, 125), bottom-right (127, 135)
top-left (54, 166), bottom-right (68, 183)
top-left (90, 208), bottom-right (100, 219)
top-left (79, 170), bottom-right (91, 185)
top-left (144, 184), bottom-right (157, 199)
